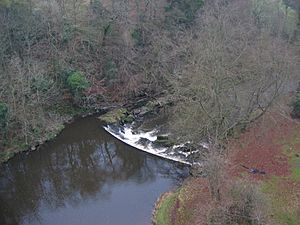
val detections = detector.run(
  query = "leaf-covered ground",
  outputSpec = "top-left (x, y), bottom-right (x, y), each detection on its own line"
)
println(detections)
top-left (154, 102), bottom-right (300, 225)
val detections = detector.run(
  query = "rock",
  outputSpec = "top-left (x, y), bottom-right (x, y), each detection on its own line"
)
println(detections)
top-left (136, 137), bottom-right (151, 146)
top-left (133, 106), bottom-right (152, 117)
top-left (131, 96), bottom-right (174, 118)
top-left (123, 114), bottom-right (134, 124)
top-left (153, 136), bottom-right (175, 148)
top-left (174, 146), bottom-right (190, 153)
top-left (98, 108), bottom-right (134, 125)
top-left (156, 135), bottom-right (169, 141)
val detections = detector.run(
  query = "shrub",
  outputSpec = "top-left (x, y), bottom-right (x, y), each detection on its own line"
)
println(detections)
top-left (66, 71), bottom-right (89, 95)
top-left (208, 181), bottom-right (270, 225)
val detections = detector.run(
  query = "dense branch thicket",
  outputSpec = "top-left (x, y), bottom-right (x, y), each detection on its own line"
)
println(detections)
top-left (0, 0), bottom-right (299, 159)
top-left (0, 0), bottom-right (179, 152)
top-left (208, 180), bottom-right (271, 225)
top-left (170, 0), bottom-right (299, 146)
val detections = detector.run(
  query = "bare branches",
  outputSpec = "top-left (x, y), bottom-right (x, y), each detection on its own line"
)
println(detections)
top-left (170, 0), bottom-right (298, 145)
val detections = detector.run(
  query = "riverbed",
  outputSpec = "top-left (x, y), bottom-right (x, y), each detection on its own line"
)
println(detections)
top-left (0, 116), bottom-right (188, 225)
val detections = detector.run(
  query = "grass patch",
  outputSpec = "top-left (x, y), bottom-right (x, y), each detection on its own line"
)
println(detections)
top-left (261, 177), bottom-right (300, 225)
top-left (291, 156), bottom-right (300, 182)
top-left (261, 139), bottom-right (300, 225)
top-left (282, 139), bottom-right (300, 182)
top-left (154, 192), bottom-right (178, 225)
top-left (261, 125), bottom-right (300, 225)
top-left (261, 176), bottom-right (279, 194)
top-left (280, 126), bottom-right (300, 182)
top-left (277, 210), bottom-right (300, 225)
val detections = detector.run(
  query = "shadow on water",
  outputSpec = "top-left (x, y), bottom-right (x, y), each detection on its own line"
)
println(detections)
top-left (0, 117), bottom-right (188, 225)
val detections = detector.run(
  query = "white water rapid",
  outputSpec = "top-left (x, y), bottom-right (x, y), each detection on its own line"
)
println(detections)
top-left (104, 125), bottom-right (195, 165)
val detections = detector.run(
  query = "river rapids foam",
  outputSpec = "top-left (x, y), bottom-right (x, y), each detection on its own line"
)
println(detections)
top-left (104, 125), bottom-right (196, 165)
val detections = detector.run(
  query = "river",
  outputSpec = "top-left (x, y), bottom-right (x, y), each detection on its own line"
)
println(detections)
top-left (0, 116), bottom-right (188, 225)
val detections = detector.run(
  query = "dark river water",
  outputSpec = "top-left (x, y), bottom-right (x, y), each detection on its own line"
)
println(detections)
top-left (0, 117), bottom-right (188, 225)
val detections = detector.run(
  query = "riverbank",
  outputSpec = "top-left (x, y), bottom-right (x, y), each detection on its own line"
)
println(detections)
top-left (0, 94), bottom-right (167, 164)
top-left (0, 104), bottom-right (111, 164)
top-left (153, 100), bottom-right (300, 225)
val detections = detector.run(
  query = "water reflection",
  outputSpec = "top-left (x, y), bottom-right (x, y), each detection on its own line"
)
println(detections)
top-left (0, 117), bottom-right (187, 225)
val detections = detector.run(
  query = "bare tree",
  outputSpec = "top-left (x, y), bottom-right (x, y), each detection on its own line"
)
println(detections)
top-left (208, 180), bottom-right (271, 225)
top-left (170, 0), bottom-right (297, 147)
top-left (204, 149), bottom-right (225, 202)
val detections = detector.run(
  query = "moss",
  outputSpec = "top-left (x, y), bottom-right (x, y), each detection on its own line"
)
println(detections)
top-left (154, 192), bottom-right (177, 225)
top-left (98, 108), bottom-right (129, 124)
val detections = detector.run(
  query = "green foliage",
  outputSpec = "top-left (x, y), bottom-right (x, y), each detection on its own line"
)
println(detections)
top-left (0, 102), bottom-right (8, 132)
top-left (292, 94), bottom-right (300, 117)
top-left (98, 108), bottom-right (131, 124)
top-left (165, 0), bottom-right (204, 25)
top-left (66, 71), bottom-right (89, 95)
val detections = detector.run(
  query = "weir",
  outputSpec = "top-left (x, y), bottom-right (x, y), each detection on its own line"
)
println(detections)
top-left (104, 124), bottom-right (196, 166)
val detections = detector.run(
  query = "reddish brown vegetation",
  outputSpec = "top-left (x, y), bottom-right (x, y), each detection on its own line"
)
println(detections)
top-left (172, 178), bottom-right (211, 225)
top-left (169, 109), bottom-right (300, 225)
top-left (229, 112), bottom-right (298, 179)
